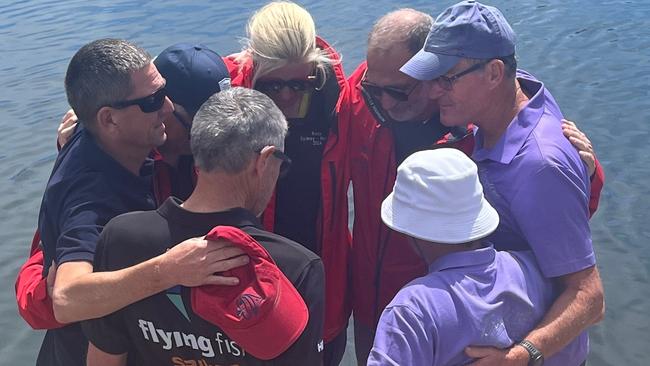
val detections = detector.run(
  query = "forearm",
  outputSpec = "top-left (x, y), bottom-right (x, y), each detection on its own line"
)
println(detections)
top-left (522, 266), bottom-right (605, 358)
top-left (53, 256), bottom-right (174, 323)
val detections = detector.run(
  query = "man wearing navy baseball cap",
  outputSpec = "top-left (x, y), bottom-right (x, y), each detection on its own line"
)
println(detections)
top-left (153, 43), bottom-right (232, 200)
top-left (401, 2), bottom-right (604, 365)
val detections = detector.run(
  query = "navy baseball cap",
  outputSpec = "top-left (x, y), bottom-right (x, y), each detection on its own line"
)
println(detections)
top-left (401, 1), bottom-right (516, 81)
top-left (154, 43), bottom-right (231, 115)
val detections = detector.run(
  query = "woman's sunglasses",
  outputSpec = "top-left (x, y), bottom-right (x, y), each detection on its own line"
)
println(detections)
top-left (255, 75), bottom-right (318, 94)
top-left (109, 87), bottom-right (168, 113)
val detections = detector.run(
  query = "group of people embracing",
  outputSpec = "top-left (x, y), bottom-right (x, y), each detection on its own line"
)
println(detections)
top-left (16, 1), bottom-right (606, 365)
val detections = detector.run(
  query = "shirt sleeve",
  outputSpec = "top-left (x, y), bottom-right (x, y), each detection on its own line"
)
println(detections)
top-left (81, 224), bottom-right (131, 355)
top-left (511, 163), bottom-right (596, 277)
top-left (275, 259), bottom-right (325, 365)
top-left (55, 180), bottom-right (121, 265)
top-left (368, 305), bottom-right (434, 366)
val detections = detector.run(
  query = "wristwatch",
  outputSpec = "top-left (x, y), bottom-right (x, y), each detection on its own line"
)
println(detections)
top-left (517, 339), bottom-right (544, 366)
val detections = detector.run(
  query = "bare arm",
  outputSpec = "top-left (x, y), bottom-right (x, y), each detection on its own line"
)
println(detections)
top-left (466, 265), bottom-right (605, 365)
top-left (86, 343), bottom-right (126, 366)
top-left (52, 237), bottom-right (248, 323)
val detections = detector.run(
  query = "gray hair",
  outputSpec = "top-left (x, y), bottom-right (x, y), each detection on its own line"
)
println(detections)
top-left (191, 87), bottom-right (288, 173)
top-left (368, 9), bottom-right (433, 54)
top-left (64, 38), bottom-right (152, 128)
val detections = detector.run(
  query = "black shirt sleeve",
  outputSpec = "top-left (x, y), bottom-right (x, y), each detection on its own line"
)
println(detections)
top-left (274, 258), bottom-right (325, 365)
top-left (81, 221), bottom-right (131, 355)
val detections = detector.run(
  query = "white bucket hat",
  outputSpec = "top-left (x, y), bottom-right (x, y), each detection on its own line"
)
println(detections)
top-left (381, 148), bottom-right (499, 244)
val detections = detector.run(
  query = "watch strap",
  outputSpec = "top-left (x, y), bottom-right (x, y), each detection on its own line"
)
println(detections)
top-left (518, 339), bottom-right (544, 366)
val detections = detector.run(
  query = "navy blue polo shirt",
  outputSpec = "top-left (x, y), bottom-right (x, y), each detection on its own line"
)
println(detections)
top-left (36, 128), bottom-right (156, 366)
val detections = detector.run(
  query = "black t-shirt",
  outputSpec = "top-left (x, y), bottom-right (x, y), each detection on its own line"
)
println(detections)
top-left (274, 87), bottom-right (332, 254)
top-left (83, 197), bottom-right (325, 366)
top-left (36, 129), bottom-right (156, 366)
top-left (390, 114), bottom-right (450, 164)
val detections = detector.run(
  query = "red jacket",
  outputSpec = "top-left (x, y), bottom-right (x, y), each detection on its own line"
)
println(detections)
top-left (15, 152), bottom-right (192, 330)
top-left (347, 61), bottom-right (605, 329)
top-left (223, 37), bottom-right (352, 343)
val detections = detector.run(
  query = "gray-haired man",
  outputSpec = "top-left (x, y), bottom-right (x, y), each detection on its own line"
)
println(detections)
top-left (83, 87), bottom-right (325, 366)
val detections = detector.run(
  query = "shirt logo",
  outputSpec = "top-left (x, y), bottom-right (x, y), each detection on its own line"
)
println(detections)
top-left (236, 293), bottom-right (263, 320)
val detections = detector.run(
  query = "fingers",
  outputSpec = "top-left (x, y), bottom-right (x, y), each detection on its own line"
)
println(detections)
top-left (579, 151), bottom-right (596, 176)
top-left (205, 254), bottom-right (249, 274)
top-left (569, 136), bottom-right (593, 155)
top-left (464, 346), bottom-right (491, 358)
top-left (202, 274), bottom-right (241, 286)
top-left (561, 118), bottom-right (576, 129)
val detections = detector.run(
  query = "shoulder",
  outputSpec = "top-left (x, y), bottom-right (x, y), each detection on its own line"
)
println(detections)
top-left (388, 275), bottom-right (456, 322)
top-left (96, 210), bottom-right (169, 269)
top-left (244, 227), bottom-right (323, 280)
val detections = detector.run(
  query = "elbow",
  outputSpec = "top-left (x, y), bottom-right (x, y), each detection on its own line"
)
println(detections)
top-left (52, 289), bottom-right (75, 324)
top-left (592, 286), bottom-right (606, 325)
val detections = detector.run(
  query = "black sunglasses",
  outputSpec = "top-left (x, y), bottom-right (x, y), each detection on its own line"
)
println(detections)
top-left (271, 149), bottom-right (292, 178)
top-left (255, 75), bottom-right (318, 94)
top-left (361, 70), bottom-right (420, 102)
top-left (109, 87), bottom-right (168, 113)
top-left (435, 60), bottom-right (490, 91)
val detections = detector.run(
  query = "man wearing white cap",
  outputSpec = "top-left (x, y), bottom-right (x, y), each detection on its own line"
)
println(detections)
top-left (368, 148), bottom-right (586, 366)
top-left (400, 1), bottom-right (602, 365)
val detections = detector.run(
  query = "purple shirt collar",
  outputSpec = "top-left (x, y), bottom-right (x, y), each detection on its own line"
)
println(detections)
top-left (429, 244), bottom-right (496, 273)
top-left (473, 71), bottom-right (545, 164)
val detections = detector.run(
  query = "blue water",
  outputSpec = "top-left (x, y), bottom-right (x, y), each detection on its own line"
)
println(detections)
top-left (1, 0), bottom-right (649, 364)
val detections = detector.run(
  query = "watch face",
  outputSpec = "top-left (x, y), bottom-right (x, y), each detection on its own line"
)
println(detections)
top-left (530, 355), bottom-right (544, 366)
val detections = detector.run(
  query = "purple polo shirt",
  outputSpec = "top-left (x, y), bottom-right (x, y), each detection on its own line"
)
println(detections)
top-left (474, 70), bottom-right (595, 278)
top-left (368, 246), bottom-right (587, 366)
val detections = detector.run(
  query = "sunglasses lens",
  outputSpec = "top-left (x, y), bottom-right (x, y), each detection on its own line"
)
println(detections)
top-left (139, 89), bottom-right (167, 113)
top-left (255, 81), bottom-right (280, 93)
top-left (383, 89), bottom-right (409, 102)
top-left (362, 83), bottom-right (409, 102)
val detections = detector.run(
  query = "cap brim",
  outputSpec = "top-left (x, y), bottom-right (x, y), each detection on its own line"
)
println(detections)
top-left (381, 191), bottom-right (499, 244)
top-left (223, 270), bottom-right (309, 360)
top-left (400, 48), bottom-right (460, 81)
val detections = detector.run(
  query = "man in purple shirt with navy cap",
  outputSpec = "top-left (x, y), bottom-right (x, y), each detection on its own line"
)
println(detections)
top-left (369, 148), bottom-right (586, 366)
top-left (401, 1), bottom-right (604, 365)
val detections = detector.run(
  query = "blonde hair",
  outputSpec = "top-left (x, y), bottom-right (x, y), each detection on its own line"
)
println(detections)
top-left (238, 1), bottom-right (337, 86)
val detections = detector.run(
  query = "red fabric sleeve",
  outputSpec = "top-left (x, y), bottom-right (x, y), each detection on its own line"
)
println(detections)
top-left (588, 157), bottom-right (605, 218)
top-left (15, 231), bottom-right (65, 329)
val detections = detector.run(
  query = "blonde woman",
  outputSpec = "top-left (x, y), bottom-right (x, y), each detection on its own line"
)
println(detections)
top-left (223, 2), bottom-right (352, 365)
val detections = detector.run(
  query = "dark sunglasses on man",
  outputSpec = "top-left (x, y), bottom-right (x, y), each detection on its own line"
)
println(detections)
top-left (109, 87), bottom-right (168, 113)
top-left (360, 70), bottom-right (419, 102)
top-left (254, 75), bottom-right (318, 94)
top-left (258, 147), bottom-right (292, 178)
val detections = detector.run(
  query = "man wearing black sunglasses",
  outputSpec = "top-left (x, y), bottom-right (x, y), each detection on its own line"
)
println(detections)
top-left (31, 39), bottom-right (248, 366)
top-left (346, 8), bottom-right (606, 364)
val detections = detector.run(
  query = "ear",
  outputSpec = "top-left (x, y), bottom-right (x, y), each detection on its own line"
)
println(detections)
top-left (96, 106), bottom-right (117, 133)
top-left (485, 59), bottom-right (505, 89)
top-left (254, 145), bottom-right (274, 177)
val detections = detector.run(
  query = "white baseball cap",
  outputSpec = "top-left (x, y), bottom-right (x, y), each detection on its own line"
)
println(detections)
top-left (381, 148), bottom-right (499, 244)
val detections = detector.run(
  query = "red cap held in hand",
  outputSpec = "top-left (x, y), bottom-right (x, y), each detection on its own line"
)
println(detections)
top-left (191, 226), bottom-right (308, 360)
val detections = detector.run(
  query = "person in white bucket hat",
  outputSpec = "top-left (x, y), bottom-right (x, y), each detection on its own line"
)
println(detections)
top-left (368, 148), bottom-right (587, 366)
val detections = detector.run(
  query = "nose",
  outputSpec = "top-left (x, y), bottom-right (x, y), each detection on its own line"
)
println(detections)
top-left (160, 96), bottom-right (174, 115)
top-left (378, 92), bottom-right (399, 111)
